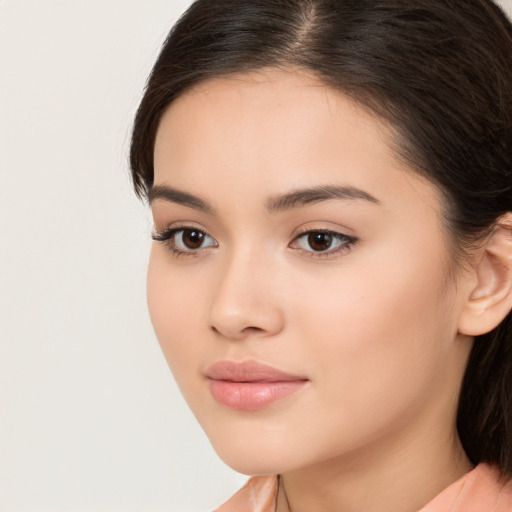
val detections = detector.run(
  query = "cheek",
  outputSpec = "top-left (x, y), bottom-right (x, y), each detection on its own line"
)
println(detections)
top-left (287, 249), bottom-right (455, 416)
top-left (146, 248), bottom-right (206, 377)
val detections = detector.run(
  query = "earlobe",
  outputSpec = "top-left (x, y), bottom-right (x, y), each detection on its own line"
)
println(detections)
top-left (458, 213), bottom-right (512, 336)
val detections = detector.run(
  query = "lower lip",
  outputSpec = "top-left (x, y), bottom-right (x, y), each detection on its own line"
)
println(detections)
top-left (208, 379), bottom-right (307, 410)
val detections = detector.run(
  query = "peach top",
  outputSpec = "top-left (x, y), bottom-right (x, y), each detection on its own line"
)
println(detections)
top-left (214, 463), bottom-right (512, 512)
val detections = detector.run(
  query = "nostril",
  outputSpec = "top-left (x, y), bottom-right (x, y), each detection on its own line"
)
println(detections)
top-left (210, 324), bottom-right (264, 338)
top-left (241, 326), bottom-right (265, 335)
top-left (208, 290), bottom-right (285, 339)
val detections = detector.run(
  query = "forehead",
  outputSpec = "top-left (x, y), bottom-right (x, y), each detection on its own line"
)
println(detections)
top-left (159, 71), bottom-right (380, 166)
top-left (157, 67), bottom-right (388, 136)
top-left (153, 68), bottom-right (441, 217)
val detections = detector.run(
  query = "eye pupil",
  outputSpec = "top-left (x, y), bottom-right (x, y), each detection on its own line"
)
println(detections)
top-left (182, 229), bottom-right (204, 249)
top-left (308, 232), bottom-right (333, 251)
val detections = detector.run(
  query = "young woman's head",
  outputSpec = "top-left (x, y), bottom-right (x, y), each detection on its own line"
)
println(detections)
top-left (130, 0), bottom-right (512, 477)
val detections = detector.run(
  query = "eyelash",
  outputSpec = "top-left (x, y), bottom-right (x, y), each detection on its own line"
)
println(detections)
top-left (291, 229), bottom-right (357, 258)
top-left (151, 226), bottom-right (358, 259)
top-left (151, 226), bottom-right (217, 258)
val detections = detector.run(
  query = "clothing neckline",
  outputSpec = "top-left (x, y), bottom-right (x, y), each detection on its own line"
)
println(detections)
top-left (214, 462), bottom-right (512, 512)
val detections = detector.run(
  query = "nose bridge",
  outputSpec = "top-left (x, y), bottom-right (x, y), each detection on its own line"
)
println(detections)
top-left (209, 244), bottom-right (283, 339)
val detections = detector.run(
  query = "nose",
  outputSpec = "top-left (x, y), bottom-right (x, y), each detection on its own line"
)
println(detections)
top-left (208, 249), bottom-right (285, 340)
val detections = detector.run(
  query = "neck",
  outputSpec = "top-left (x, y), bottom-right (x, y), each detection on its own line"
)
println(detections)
top-left (276, 421), bottom-right (473, 512)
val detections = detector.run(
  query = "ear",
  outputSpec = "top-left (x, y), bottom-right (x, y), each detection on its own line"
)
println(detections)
top-left (458, 214), bottom-right (512, 336)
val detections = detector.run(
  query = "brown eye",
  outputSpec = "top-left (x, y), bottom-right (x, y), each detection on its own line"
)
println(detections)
top-left (152, 226), bottom-right (217, 255)
top-left (181, 229), bottom-right (205, 249)
top-left (307, 232), bottom-right (333, 251)
top-left (290, 229), bottom-right (356, 256)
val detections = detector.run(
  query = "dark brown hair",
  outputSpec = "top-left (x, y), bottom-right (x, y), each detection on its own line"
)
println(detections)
top-left (130, 0), bottom-right (512, 475)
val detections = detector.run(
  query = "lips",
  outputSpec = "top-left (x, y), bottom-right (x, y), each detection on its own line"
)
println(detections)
top-left (205, 360), bottom-right (308, 411)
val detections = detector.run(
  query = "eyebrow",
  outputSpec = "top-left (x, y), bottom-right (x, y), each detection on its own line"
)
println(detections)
top-left (148, 184), bottom-right (214, 213)
top-left (148, 184), bottom-right (380, 213)
top-left (266, 184), bottom-right (380, 212)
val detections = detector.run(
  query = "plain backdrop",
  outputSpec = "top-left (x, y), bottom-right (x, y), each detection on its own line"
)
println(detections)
top-left (1, 1), bottom-right (511, 511)
top-left (0, 1), bottom-right (245, 511)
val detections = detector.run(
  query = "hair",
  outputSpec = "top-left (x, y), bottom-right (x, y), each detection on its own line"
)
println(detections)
top-left (130, 0), bottom-right (512, 475)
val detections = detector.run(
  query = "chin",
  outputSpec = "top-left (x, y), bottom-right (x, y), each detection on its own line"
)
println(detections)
top-left (215, 450), bottom-right (285, 477)
top-left (204, 426), bottom-right (297, 476)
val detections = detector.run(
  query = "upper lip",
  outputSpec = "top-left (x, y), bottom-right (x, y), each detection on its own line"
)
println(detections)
top-left (205, 359), bottom-right (308, 383)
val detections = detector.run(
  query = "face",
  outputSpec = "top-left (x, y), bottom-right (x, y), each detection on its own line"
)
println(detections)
top-left (148, 69), bottom-right (473, 476)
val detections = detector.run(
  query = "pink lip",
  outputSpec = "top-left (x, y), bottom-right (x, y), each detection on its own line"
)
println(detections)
top-left (205, 360), bottom-right (308, 411)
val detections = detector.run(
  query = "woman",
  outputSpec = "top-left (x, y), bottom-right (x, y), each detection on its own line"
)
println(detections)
top-left (130, 1), bottom-right (512, 510)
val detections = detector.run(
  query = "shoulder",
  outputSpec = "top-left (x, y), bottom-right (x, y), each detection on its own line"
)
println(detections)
top-left (421, 463), bottom-right (512, 512)
top-left (212, 465), bottom-right (512, 512)
top-left (213, 475), bottom-right (279, 512)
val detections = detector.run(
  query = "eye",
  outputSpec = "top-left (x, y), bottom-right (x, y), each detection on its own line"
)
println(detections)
top-left (291, 230), bottom-right (356, 256)
top-left (152, 227), bottom-right (217, 256)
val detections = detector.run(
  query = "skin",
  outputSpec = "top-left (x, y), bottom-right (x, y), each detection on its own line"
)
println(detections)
top-left (148, 68), bottom-right (476, 512)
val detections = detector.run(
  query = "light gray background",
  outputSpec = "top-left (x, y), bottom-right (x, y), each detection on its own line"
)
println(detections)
top-left (1, 1), bottom-right (511, 511)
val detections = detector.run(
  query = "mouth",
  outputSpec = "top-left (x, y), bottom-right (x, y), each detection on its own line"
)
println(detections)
top-left (205, 360), bottom-right (309, 411)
